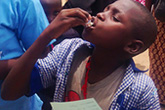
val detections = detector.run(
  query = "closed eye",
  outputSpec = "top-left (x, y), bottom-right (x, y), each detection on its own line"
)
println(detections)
top-left (113, 16), bottom-right (120, 22)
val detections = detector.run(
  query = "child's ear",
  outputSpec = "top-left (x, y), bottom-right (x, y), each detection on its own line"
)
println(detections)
top-left (124, 40), bottom-right (144, 55)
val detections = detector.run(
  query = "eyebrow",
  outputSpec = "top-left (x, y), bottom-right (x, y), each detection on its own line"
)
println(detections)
top-left (106, 5), bottom-right (121, 14)
top-left (111, 5), bottom-right (121, 14)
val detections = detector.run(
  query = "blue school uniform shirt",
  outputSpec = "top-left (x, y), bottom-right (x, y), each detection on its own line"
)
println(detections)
top-left (0, 0), bottom-right (49, 109)
top-left (29, 38), bottom-right (160, 110)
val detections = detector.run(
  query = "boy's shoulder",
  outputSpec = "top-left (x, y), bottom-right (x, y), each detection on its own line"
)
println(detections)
top-left (125, 61), bottom-right (156, 91)
top-left (126, 62), bottom-right (158, 98)
top-left (112, 67), bottom-right (159, 110)
top-left (46, 38), bottom-right (93, 66)
top-left (133, 70), bottom-right (156, 91)
top-left (119, 60), bottom-right (158, 99)
top-left (113, 62), bottom-right (159, 109)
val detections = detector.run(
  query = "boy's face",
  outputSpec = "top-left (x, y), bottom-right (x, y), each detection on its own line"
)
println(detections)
top-left (41, 0), bottom-right (62, 23)
top-left (82, 0), bottom-right (137, 50)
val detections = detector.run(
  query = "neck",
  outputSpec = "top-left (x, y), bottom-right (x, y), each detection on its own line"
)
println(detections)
top-left (88, 48), bottom-right (125, 84)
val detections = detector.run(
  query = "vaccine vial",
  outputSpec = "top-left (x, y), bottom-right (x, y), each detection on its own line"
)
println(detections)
top-left (86, 20), bottom-right (94, 27)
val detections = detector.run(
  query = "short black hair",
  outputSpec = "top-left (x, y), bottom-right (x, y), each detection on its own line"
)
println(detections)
top-left (129, 0), bottom-right (157, 51)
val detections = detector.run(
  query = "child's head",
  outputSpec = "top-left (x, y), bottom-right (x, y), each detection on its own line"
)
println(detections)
top-left (40, 0), bottom-right (62, 23)
top-left (82, 0), bottom-right (157, 58)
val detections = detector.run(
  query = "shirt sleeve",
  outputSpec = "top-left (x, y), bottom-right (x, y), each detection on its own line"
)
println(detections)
top-left (28, 63), bottom-right (43, 96)
top-left (28, 38), bottom-right (90, 96)
top-left (37, 39), bottom-right (87, 89)
top-left (28, 42), bottom-right (62, 96)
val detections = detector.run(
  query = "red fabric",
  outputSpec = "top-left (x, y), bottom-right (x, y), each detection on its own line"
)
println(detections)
top-left (81, 57), bottom-right (91, 99)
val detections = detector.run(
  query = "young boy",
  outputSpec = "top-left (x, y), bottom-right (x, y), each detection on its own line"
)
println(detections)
top-left (1, 0), bottom-right (160, 109)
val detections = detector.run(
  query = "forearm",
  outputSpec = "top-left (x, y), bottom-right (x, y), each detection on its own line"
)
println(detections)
top-left (0, 46), bottom-right (51, 80)
top-left (0, 59), bottom-right (17, 80)
top-left (1, 8), bottom-right (89, 100)
top-left (1, 16), bottom-right (76, 100)
top-left (1, 27), bottom-right (55, 100)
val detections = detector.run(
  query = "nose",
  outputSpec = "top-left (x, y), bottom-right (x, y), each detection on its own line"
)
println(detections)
top-left (96, 12), bottom-right (105, 21)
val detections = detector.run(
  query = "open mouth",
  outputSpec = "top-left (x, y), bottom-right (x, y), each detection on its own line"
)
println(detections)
top-left (86, 20), bottom-right (94, 27)
top-left (85, 17), bottom-right (95, 28)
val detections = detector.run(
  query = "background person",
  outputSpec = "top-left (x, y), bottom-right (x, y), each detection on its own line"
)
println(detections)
top-left (0, 0), bottom-right (49, 109)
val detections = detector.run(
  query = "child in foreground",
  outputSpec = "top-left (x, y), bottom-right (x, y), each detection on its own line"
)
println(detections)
top-left (1, 0), bottom-right (160, 109)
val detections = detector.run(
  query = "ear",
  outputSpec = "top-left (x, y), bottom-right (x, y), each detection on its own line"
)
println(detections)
top-left (124, 40), bottom-right (144, 55)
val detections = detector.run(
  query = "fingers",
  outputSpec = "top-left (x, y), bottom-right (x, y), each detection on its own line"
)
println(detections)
top-left (48, 8), bottom-right (92, 37)
top-left (66, 17), bottom-right (86, 27)
top-left (69, 8), bottom-right (91, 22)
top-left (61, 8), bottom-right (91, 25)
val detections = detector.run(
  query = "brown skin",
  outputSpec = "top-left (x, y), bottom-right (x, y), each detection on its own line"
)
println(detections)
top-left (1, 0), bottom-right (145, 100)
top-left (40, 0), bottom-right (62, 23)
top-left (0, 59), bottom-right (17, 80)
top-left (0, 47), bottom-right (50, 80)
top-left (83, 1), bottom-right (145, 83)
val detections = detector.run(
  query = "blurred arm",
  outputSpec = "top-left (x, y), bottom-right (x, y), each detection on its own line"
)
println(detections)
top-left (1, 8), bottom-right (90, 100)
top-left (0, 59), bottom-right (17, 80)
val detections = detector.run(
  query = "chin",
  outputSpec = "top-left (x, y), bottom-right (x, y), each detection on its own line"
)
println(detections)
top-left (82, 30), bottom-right (92, 41)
